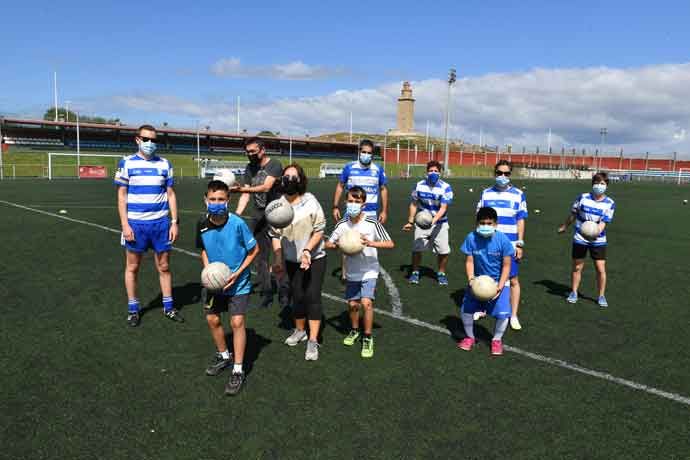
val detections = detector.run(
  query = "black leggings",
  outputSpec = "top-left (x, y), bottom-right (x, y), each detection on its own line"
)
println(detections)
top-left (286, 256), bottom-right (327, 321)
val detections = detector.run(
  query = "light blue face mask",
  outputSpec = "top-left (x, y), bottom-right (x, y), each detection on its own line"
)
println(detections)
top-left (359, 153), bottom-right (372, 165)
top-left (140, 140), bottom-right (157, 157)
top-left (346, 202), bottom-right (362, 218)
top-left (207, 202), bottom-right (228, 217)
top-left (495, 175), bottom-right (510, 188)
top-left (427, 172), bottom-right (440, 184)
top-left (592, 183), bottom-right (607, 196)
top-left (476, 224), bottom-right (496, 238)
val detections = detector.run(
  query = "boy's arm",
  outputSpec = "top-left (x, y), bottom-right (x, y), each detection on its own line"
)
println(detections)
top-left (558, 213), bottom-right (576, 233)
top-left (332, 181), bottom-right (345, 221)
top-left (167, 186), bottom-right (179, 242)
top-left (402, 201), bottom-right (418, 231)
top-left (378, 185), bottom-right (388, 224)
top-left (117, 186), bottom-right (134, 241)
top-left (465, 255), bottom-right (475, 285)
top-left (431, 203), bottom-right (448, 225)
top-left (200, 249), bottom-right (209, 267)
top-left (224, 244), bottom-right (259, 291)
top-left (365, 221), bottom-right (394, 249)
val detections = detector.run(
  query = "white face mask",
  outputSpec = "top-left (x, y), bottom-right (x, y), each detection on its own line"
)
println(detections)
top-left (139, 140), bottom-right (157, 157)
top-left (592, 183), bottom-right (607, 195)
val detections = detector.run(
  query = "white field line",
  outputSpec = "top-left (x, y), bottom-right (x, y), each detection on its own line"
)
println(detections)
top-left (2, 198), bottom-right (689, 408)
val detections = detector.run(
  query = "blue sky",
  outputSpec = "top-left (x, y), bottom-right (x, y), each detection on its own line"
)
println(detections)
top-left (2, 0), bottom-right (690, 154)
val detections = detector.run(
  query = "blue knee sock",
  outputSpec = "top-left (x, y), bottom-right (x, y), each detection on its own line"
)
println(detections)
top-left (128, 298), bottom-right (140, 313)
top-left (162, 296), bottom-right (174, 312)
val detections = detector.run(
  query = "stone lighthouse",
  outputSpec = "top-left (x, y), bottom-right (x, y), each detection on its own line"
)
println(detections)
top-left (390, 81), bottom-right (418, 136)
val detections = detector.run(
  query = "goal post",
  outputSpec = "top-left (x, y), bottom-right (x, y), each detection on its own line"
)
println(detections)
top-left (405, 163), bottom-right (429, 179)
top-left (48, 152), bottom-right (125, 180)
top-left (678, 168), bottom-right (690, 185)
top-left (318, 163), bottom-right (346, 178)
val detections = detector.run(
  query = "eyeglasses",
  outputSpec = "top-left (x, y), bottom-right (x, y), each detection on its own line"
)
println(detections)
top-left (495, 170), bottom-right (511, 177)
top-left (139, 136), bottom-right (156, 143)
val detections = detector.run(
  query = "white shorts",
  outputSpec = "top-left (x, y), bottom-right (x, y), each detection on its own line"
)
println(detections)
top-left (413, 222), bottom-right (450, 255)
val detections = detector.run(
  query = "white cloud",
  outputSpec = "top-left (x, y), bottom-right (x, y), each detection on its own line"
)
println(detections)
top-left (112, 62), bottom-right (690, 157)
top-left (211, 57), bottom-right (347, 80)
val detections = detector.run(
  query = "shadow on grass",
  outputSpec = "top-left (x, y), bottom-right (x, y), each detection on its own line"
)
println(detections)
top-left (442, 287), bottom-right (493, 343)
top-left (141, 282), bottom-right (202, 317)
top-left (398, 264), bottom-right (438, 282)
top-left (534, 279), bottom-right (596, 302)
top-left (228, 328), bottom-right (271, 376)
top-left (324, 309), bottom-right (382, 336)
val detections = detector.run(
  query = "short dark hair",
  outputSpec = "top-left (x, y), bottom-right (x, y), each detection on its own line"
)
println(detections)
top-left (359, 139), bottom-right (375, 151)
top-left (494, 159), bottom-right (512, 171)
top-left (206, 180), bottom-right (229, 195)
top-left (427, 160), bottom-right (443, 171)
top-left (347, 185), bottom-right (367, 202)
top-left (137, 124), bottom-right (156, 135)
top-left (244, 137), bottom-right (265, 151)
top-left (282, 163), bottom-right (308, 195)
top-left (476, 206), bottom-right (498, 223)
top-left (592, 171), bottom-right (609, 185)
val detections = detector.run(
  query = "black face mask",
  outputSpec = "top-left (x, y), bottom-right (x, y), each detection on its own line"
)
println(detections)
top-left (281, 176), bottom-right (300, 195)
top-left (247, 154), bottom-right (261, 166)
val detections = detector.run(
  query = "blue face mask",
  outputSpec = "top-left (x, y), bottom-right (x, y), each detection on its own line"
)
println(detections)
top-left (495, 175), bottom-right (510, 188)
top-left (207, 202), bottom-right (228, 217)
top-left (139, 140), bottom-right (157, 157)
top-left (592, 183), bottom-right (607, 196)
top-left (476, 224), bottom-right (496, 238)
top-left (427, 172), bottom-right (440, 184)
top-left (346, 202), bottom-right (362, 218)
top-left (359, 153), bottom-right (372, 165)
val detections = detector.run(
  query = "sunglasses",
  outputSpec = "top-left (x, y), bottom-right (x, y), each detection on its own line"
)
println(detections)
top-left (246, 149), bottom-right (261, 155)
top-left (282, 175), bottom-right (299, 181)
top-left (495, 170), bottom-right (511, 177)
top-left (139, 136), bottom-right (156, 143)
top-left (360, 150), bottom-right (373, 154)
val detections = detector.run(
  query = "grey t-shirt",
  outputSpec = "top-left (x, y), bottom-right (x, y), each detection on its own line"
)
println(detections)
top-left (243, 158), bottom-right (283, 214)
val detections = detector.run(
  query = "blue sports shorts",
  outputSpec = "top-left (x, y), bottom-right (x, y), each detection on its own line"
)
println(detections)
top-left (460, 283), bottom-right (511, 319)
top-left (345, 278), bottom-right (377, 301)
top-left (122, 220), bottom-right (172, 254)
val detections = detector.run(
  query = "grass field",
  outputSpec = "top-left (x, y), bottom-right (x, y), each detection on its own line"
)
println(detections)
top-left (1, 177), bottom-right (689, 459)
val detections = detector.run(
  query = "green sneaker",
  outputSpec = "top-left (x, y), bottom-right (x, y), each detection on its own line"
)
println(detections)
top-left (361, 336), bottom-right (374, 358)
top-left (343, 329), bottom-right (361, 346)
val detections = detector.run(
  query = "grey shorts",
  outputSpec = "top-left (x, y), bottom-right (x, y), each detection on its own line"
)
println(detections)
top-left (203, 292), bottom-right (249, 316)
top-left (413, 222), bottom-right (450, 255)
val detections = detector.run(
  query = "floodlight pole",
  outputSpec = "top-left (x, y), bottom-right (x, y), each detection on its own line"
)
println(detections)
top-left (53, 71), bottom-right (59, 122)
top-left (289, 136), bottom-right (293, 164)
top-left (443, 68), bottom-right (457, 177)
top-left (383, 132), bottom-right (388, 174)
top-left (76, 111), bottom-right (81, 178)
top-left (236, 96), bottom-right (241, 134)
top-left (599, 127), bottom-right (607, 171)
top-left (196, 121), bottom-right (201, 178)
top-left (0, 117), bottom-right (4, 180)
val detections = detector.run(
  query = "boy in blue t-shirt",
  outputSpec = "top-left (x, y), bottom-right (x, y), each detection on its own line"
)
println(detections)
top-left (196, 180), bottom-right (259, 395)
top-left (457, 207), bottom-right (515, 356)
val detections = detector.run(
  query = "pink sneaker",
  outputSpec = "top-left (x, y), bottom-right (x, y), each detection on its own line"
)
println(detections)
top-left (457, 337), bottom-right (475, 351)
top-left (491, 340), bottom-right (503, 356)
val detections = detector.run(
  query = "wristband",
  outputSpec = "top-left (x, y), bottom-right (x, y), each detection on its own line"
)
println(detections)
top-left (515, 240), bottom-right (524, 248)
top-left (170, 218), bottom-right (179, 224)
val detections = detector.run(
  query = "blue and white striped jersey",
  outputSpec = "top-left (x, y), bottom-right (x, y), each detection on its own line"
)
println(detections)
top-left (114, 154), bottom-right (174, 224)
top-left (340, 161), bottom-right (387, 216)
top-left (411, 179), bottom-right (454, 223)
top-left (476, 185), bottom-right (527, 243)
top-left (571, 192), bottom-right (616, 246)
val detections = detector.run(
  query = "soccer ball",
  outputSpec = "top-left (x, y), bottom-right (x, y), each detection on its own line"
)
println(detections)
top-left (580, 221), bottom-right (600, 241)
top-left (414, 210), bottom-right (434, 229)
top-left (338, 229), bottom-right (364, 255)
top-left (201, 262), bottom-right (232, 292)
top-left (213, 169), bottom-right (236, 187)
top-left (265, 198), bottom-right (294, 229)
top-left (471, 275), bottom-right (498, 302)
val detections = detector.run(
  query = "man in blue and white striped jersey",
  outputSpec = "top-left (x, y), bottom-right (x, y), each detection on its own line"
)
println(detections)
top-left (558, 172), bottom-right (616, 308)
top-left (115, 124), bottom-right (183, 327)
top-left (403, 161), bottom-right (454, 286)
top-left (476, 160), bottom-right (527, 330)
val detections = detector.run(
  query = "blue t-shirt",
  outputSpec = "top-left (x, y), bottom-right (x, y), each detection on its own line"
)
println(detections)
top-left (196, 214), bottom-right (257, 296)
top-left (460, 230), bottom-right (515, 282)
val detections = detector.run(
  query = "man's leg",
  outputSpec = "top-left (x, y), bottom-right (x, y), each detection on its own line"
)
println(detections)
top-left (154, 251), bottom-right (172, 308)
top-left (255, 229), bottom-right (273, 306)
top-left (125, 251), bottom-right (143, 325)
top-left (438, 254), bottom-right (449, 274)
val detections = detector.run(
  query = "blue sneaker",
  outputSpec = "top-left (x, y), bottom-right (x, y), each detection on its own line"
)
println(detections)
top-left (566, 292), bottom-right (578, 304)
top-left (437, 272), bottom-right (448, 286)
top-left (409, 271), bottom-right (420, 284)
top-left (597, 296), bottom-right (608, 308)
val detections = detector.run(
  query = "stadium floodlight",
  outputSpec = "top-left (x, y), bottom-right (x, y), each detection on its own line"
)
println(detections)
top-left (443, 68), bottom-right (457, 177)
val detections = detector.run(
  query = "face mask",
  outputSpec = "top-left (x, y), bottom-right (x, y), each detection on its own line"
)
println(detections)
top-left (476, 224), bottom-right (496, 238)
top-left (427, 172), bottom-right (440, 184)
top-left (592, 183), bottom-right (607, 195)
top-left (207, 202), bottom-right (228, 217)
top-left (346, 202), bottom-right (362, 218)
top-left (139, 140), bottom-right (157, 157)
top-left (359, 153), bottom-right (372, 165)
top-left (281, 176), bottom-right (300, 195)
top-left (247, 154), bottom-right (261, 166)
top-left (495, 175), bottom-right (510, 188)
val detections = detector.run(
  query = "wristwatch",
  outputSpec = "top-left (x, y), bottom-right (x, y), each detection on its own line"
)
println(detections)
top-left (171, 218), bottom-right (179, 224)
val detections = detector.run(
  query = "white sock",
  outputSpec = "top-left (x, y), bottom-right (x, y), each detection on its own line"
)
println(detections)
top-left (220, 350), bottom-right (231, 360)
top-left (461, 313), bottom-right (475, 339)
top-left (493, 318), bottom-right (509, 341)
top-left (233, 363), bottom-right (243, 374)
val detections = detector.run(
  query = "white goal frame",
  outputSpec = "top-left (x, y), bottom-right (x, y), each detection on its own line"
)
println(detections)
top-left (405, 163), bottom-right (429, 179)
top-left (319, 163), bottom-right (346, 178)
top-left (678, 168), bottom-right (690, 185)
top-left (47, 152), bottom-right (125, 180)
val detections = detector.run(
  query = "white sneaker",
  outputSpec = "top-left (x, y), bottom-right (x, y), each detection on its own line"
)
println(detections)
top-left (510, 316), bottom-right (522, 330)
top-left (305, 340), bottom-right (319, 361)
top-left (284, 329), bottom-right (307, 346)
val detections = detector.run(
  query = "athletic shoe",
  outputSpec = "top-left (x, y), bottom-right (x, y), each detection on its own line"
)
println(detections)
top-left (284, 329), bottom-right (307, 346)
top-left (409, 271), bottom-right (420, 284)
top-left (127, 312), bottom-right (140, 327)
top-left (164, 309), bottom-right (184, 323)
top-left (224, 372), bottom-right (245, 396)
top-left (437, 272), bottom-right (449, 286)
top-left (566, 292), bottom-right (578, 304)
top-left (491, 340), bottom-right (504, 356)
top-left (305, 340), bottom-right (319, 361)
top-left (361, 336), bottom-right (374, 358)
top-left (473, 311), bottom-right (487, 321)
top-left (598, 296), bottom-right (608, 308)
top-left (510, 316), bottom-right (522, 330)
top-left (205, 353), bottom-right (232, 376)
top-left (343, 329), bottom-right (361, 346)
top-left (457, 337), bottom-right (475, 351)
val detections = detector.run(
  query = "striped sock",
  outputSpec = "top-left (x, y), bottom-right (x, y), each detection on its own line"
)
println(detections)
top-left (162, 296), bottom-right (174, 312)
top-left (128, 298), bottom-right (140, 313)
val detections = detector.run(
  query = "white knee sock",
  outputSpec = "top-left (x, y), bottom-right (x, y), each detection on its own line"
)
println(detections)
top-left (493, 318), bottom-right (509, 341)
top-left (461, 313), bottom-right (475, 339)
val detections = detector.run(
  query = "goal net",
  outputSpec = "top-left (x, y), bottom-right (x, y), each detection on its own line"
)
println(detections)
top-left (405, 164), bottom-right (429, 179)
top-left (200, 159), bottom-right (247, 180)
top-left (47, 152), bottom-right (125, 180)
top-left (319, 163), bottom-right (345, 178)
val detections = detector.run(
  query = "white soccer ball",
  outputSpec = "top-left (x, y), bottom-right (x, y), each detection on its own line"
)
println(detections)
top-left (58, 209), bottom-right (67, 214)
top-left (580, 221), bottom-right (600, 241)
top-left (683, 199), bottom-right (688, 205)
top-left (265, 198), bottom-right (294, 229)
top-left (414, 210), bottom-right (434, 229)
top-left (201, 262), bottom-right (232, 292)
top-left (213, 169), bottom-right (236, 187)
top-left (534, 209), bottom-right (541, 214)
top-left (471, 275), bottom-right (498, 302)
top-left (468, 188), bottom-right (474, 193)
top-left (338, 229), bottom-right (364, 255)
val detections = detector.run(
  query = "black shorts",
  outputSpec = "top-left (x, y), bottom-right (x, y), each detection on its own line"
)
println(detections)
top-left (203, 292), bottom-right (249, 316)
top-left (572, 243), bottom-right (607, 260)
